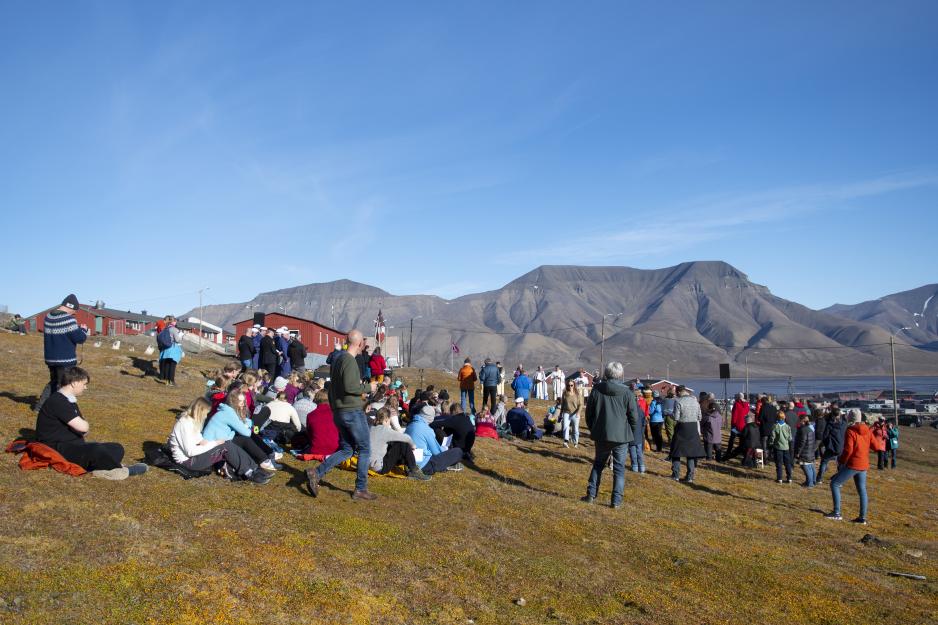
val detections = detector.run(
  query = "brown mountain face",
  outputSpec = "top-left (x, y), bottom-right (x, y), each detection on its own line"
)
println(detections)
top-left (185, 262), bottom-right (938, 377)
top-left (823, 284), bottom-right (938, 351)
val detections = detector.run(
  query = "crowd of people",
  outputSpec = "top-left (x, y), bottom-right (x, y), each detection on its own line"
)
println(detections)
top-left (27, 293), bottom-right (900, 523)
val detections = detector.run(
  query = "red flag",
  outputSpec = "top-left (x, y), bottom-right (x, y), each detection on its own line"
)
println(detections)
top-left (451, 342), bottom-right (459, 354)
top-left (374, 309), bottom-right (386, 342)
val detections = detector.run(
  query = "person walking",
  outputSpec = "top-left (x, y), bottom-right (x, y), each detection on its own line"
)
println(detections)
top-left (560, 379), bottom-right (582, 448)
top-left (582, 361), bottom-right (638, 509)
top-left (457, 357), bottom-right (477, 413)
top-left (41, 294), bottom-right (89, 407)
top-left (478, 358), bottom-right (500, 413)
top-left (793, 413), bottom-right (817, 487)
top-left (305, 330), bottom-right (378, 501)
top-left (768, 411), bottom-right (794, 484)
top-left (825, 409), bottom-right (873, 524)
top-left (668, 385), bottom-right (705, 483)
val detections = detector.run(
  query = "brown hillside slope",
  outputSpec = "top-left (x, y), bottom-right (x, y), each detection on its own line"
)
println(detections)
top-left (0, 332), bottom-right (936, 625)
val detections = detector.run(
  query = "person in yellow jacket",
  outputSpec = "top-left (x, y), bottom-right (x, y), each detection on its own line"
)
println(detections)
top-left (457, 358), bottom-right (477, 414)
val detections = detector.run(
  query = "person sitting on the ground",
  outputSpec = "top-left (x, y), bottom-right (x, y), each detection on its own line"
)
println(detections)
top-left (206, 376), bottom-right (231, 412)
top-left (369, 408), bottom-right (431, 480)
top-left (284, 372), bottom-right (304, 404)
top-left (431, 403), bottom-right (478, 461)
top-left (385, 395), bottom-right (405, 432)
top-left (543, 399), bottom-right (563, 436)
top-left (474, 406), bottom-right (500, 440)
top-left (36, 366), bottom-right (147, 479)
top-left (168, 397), bottom-right (271, 484)
top-left (292, 386), bottom-right (317, 427)
top-left (7, 313), bottom-right (27, 334)
top-left (259, 391), bottom-right (302, 444)
top-left (506, 398), bottom-right (543, 440)
top-left (202, 387), bottom-right (278, 471)
top-left (304, 389), bottom-right (339, 458)
top-left (405, 405), bottom-right (465, 473)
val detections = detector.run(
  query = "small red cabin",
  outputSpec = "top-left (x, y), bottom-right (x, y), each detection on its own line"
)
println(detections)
top-left (232, 313), bottom-right (346, 357)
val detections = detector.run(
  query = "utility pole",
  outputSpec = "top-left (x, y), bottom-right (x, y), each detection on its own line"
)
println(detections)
top-left (331, 303), bottom-right (336, 329)
top-left (891, 327), bottom-right (910, 425)
top-left (599, 312), bottom-right (622, 367)
top-left (409, 315), bottom-right (422, 368)
top-left (197, 287), bottom-right (208, 353)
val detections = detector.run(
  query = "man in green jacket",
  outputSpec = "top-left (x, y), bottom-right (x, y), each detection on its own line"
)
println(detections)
top-left (306, 329), bottom-right (378, 501)
top-left (583, 361), bottom-right (639, 509)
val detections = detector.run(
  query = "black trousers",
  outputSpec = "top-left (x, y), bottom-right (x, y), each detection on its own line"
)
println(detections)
top-left (650, 423), bottom-right (664, 452)
top-left (56, 440), bottom-right (124, 471)
top-left (160, 359), bottom-right (177, 383)
top-left (704, 442), bottom-right (722, 461)
top-left (182, 440), bottom-right (256, 477)
top-left (231, 434), bottom-right (270, 464)
top-left (379, 441), bottom-right (419, 474)
top-left (482, 386), bottom-right (498, 412)
top-left (48, 365), bottom-right (67, 394)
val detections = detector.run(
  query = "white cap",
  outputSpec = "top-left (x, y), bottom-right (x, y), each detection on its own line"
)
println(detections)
top-left (515, 397), bottom-right (526, 403)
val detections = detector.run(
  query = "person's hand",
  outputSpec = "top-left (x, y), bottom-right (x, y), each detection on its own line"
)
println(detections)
top-left (369, 381), bottom-right (377, 393)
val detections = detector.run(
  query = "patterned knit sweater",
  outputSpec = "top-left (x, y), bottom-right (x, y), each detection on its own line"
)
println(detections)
top-left (43, 311), bottom-right (87, 366)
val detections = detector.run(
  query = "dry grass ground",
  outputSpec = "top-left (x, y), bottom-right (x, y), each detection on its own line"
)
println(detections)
top-left (0, 332), bottom-right (936, 625)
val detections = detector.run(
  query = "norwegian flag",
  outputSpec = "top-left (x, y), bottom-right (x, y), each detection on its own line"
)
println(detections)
top-left (451, 342), bottom-right (460, 354)
top-left (374, 309), bottom-right (386, 343)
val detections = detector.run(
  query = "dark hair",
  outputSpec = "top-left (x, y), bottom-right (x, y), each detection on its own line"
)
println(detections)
top-left (60, 366), bottom-right (90, 387)
top-left (224, 360), bottom-right (242, 374)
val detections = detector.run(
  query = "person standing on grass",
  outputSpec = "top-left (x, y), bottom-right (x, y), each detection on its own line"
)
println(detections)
top-left (251, 325), bottom-right (264, 369)
top-left (511, 368), bottom-right (532, 401)
top-left (701, 399), bottom-right (723, 461)
top-left (157, 316), bottom-right (184, 387)
top-left (825, 409), bottom-right (872, 524)
top-left (369, 346), bottom-right (387, 383)
top-left (647, 390), bottom-right (664, 452)
top-left (495, 361), bottom-right (506, 397)
top-left (793, 413), bottom-right (816, 487)
top-left (457, 357), bottom-right (477, 413)
top-left (816, 408), bottom-right (845, 484)
top-left (36, 366), bottom-right (148, 480)
top-left (41, 293), bottom-right (89, 404)
top-left (288, 333), bottom-right (308, 375)
top-left (582, 361), bottom-right (638, 509)
top-left (661, 389), bottom-right (677, 446)
top-left (306, 330), bottom-right (378, 502)
top-left (259, 327), bottom-right (279, 379)
top-left (560, 379), bottom-right (582, 448)
top-left (628, 387), bottom-right (647, 473)
top-left (871, 416), bottom-right (889, 470)
top-left (768, 410), bottom-right (794, 484)
top-left (758, 395), bottom-right (779, 460)
top-left (668, 385), bottom-right (705, 483)
top-left (238, 327), bottom-right (257, 371)
top-left (886, 420), bottom-right (899, 468)
top-left (726, 393), bottom-right (750, 458)
top-left (479, 358), bottom-right (500, 413)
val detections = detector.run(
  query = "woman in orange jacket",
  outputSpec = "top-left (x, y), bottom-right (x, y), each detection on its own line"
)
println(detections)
top-left (824, 409), bottom-right (872, 524)
top-left (870, 417), bottom-right (889, 469)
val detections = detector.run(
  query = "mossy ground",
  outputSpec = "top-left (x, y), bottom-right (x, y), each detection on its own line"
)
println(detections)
top-left (0, 332), bottom-right (936, 624)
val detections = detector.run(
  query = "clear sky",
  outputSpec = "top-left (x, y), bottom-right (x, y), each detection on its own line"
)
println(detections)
top-left (2, 1), bottom-right (936, 317)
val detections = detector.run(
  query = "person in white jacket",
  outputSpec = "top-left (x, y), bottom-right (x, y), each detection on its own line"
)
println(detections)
top-left (167, 397), bottom-right (271, 484)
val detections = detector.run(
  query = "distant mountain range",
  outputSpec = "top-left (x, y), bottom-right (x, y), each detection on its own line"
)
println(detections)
top-left (184, 262), bottom-right (938, 377)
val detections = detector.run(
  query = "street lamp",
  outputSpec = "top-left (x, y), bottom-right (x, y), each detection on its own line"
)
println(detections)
top-left (600, 312), bottom-right (623, 366)
top-left (745, 351), bottom-right (760, 399)
top-left (409, 315), bottom-right (423, 367)
top-left (890, 327), bottom-right (911, 425)
top-left (666, 359), bottom-right (678, 380)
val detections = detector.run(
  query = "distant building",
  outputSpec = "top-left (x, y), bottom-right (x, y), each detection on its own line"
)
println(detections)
top-left (232, 312), bottom-right (346, 368)
top-left (25, 303), bottom-right (162, 336)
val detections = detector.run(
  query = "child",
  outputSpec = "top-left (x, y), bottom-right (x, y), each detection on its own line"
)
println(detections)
top-left (768, 412), bottom-right (793, 484)
top-left (886, 420), bottom-right (899, 468)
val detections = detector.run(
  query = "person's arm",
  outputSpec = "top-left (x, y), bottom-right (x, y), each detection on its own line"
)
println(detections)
top-left (69, 321), bottom-right (88, 345)
top-left (66, 416), bottom-right (90, 434)
top-left (227, 410), bottom-right (253, 437)
top-left (388, 429), bottom-right (416, 448)
top-left (288, 406), bottom-right (301, 431)
top-left (839, 429), bottom-right (854, 465)
top-left (340, 355), bottom-right (369, 396)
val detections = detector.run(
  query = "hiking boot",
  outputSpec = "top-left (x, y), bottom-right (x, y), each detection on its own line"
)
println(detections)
top-left (351, 490), bottom-right (378, 502)
top-left (850, 517), bottom-right (868, 525)
top-left (92, 467), bottom-right (130, 480)
top-left (409, 468), bottom-right (432, 481)
top-left (249, 469), bottom-right (272, 485)
top-left (305, 468), bottom-right (320, 498)
top-left (446, 463), bottom-right (464, 472)
top-left (580, 495), bottom-right (595, 504)
top-left (824, 512), bottom-right (843, 521)
top-left (126, 463), bottom-right (148, 477)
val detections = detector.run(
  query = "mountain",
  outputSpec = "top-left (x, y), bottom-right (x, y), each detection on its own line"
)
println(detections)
top-left (823, 284), bottom-right (938, 350)
top-left (184, 262), bottom-right (938, 377)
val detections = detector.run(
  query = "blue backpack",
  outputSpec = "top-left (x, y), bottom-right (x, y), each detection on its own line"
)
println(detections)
top-left (157, 327), bottom-right (174, 351)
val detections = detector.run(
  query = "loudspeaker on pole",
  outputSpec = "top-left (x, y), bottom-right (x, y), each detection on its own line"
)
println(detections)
top-left (719, 363), bottom-right (731, 379)
top-left (253, 312), bottom-right (266, 326)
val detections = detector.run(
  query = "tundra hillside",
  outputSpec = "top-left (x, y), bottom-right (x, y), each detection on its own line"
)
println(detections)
top-left (0, 332), bottom-right (936, 625)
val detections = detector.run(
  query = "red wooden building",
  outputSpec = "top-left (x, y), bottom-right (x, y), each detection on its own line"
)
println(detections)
top-left (26, 304), bottom-right (162, 336)
top-left (232, 313), bottom-right (346, 357)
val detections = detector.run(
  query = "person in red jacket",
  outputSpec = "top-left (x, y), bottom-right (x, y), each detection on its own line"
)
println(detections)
top-left (305, 390), bottom-right (339, 459)
top-left (870, 416), bottom-right (889, 469)
top-left (825, 409), bottom-right (872, 524)
top-left (368, 347), bottom-right (388, 383)
top-left (725, 393), bottom-right (751, 458)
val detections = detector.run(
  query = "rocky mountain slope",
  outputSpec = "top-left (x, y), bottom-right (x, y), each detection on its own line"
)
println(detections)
top-left (823, 284), bottom-right (938, 350)
top-left (185, 262), bottom-right (938, 376)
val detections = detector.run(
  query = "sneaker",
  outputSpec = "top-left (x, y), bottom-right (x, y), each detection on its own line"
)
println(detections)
top-left (683, 478), bottom-right (694, 484)
top-left (630, 466), bottom-right (639, 472)
top-left (573, 443), bottom-right (578, 448)
top-left (562, 442), bottom-right (569, 448)
top-left (784, 479), bottom-right (792, 484)
top-left (776, 479), bottom-right (784, 484)
top-left (580, 495), bottom-right (595, 504)
top-left (92, 467), bottom-right (130, 480)
top-left (824, 512), bottom-right (843, 521)
top-left (639, 467), bottom-right (646, 474)
top-left (446, 463), bottom-right (464, 472)
top-left (351, 489), bottom-right (378, 502)
top-left (408, 468), bottom-right (432, 481)
top-left (126, 463), bottom-right (148, 477)
top-left (260, 459), bottom-right (278, 472)
top-left (249, 469), bottom-right (272, 484)
top-left (816, 480), bottom-right (824, 485)
top-left (305, 468), bottom-right (320, 498)
top-left (610, 502), bottom-right (621, 509)
top-left (850, 517), bottom-right (868, 525)
top-left (273, 451), bottom-right (284, 462)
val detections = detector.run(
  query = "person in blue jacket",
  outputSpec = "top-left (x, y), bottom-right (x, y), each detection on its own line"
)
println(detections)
top-left (511, 369), bottom-right (532, 401)
top-left (202, 388), bottom-right (277, 471)
top-left (251, 324), bottom-right (263, 369)
top-left (276, 328), bottom-right (292, 377)
top-left (404, 405), bottom-right (464, 474)
top-left (506, 398), bottom-right (543, 440)
top-left (647, 390), bottom-right (665, 452)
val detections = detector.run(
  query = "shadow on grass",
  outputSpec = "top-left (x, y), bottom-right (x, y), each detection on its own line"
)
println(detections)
top-left (697, 461), bottom-right (764, 480)
top-left (465, 460), bottom-right (563, 497)
top-left (512, 443), bottom-right (591, 465)
top-left (279, 461), bottom-right (353, 498)
top-left (0, 391), bottom-right (39, 407)
top-left (17, 427), bottom-right (37, 441)
top-left (129, 357), bottom-right (158, 377)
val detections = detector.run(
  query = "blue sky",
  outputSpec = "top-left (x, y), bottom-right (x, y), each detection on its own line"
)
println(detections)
top-left (2, 1), bottom-right (936, 317)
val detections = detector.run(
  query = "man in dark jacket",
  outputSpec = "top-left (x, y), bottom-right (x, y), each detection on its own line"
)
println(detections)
top-left (237, 328), bottom-right (257, 370)
top-left (288, 334), bottom-right (307, 373)
top-left (758, 397), bottom-right (779, 456)
top-left (479, 358), bottom-right (500, 412)
top-left (583, 361), bottom-right (638, 509)
top-left (793, 414), bottom-right (817, 486)
top-left (817, 409), bottom-right (846, 484)
top-left (812, 404), bottom-right (828, 459)
top-left (259, 328), bottom-right (279, 376)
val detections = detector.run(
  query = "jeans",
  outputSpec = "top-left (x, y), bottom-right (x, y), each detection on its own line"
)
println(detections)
top-left (817, 455), bottom-right (837, 482)
top-left (800, 460), bottom-right (816, 486)
top-left (587, 441), bottom-right (628, 506)
top-left (241, 359), bottom-right (253, 371)
top-left (774, 449), bottom-right (793, 481)
top-left (628, 442), bottom-right (645, 471)
top-left (562, 412), bottom-right (580, 444)
top-left (888, 448), bottom-right (897, 468)
top-left (423, 448), bottom-right (463, 475)
top-left (460, 389), bottom-right (475, 413)
top-left (316, 409), bottom-right (371, 491)
top-left (830, 467), bottom-right (868, 519)
top-left (671, 458), bottom-right (696, 481)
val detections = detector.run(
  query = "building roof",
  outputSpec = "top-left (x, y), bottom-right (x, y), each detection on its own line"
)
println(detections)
top-left (232, 312), bottom-right (345, 335)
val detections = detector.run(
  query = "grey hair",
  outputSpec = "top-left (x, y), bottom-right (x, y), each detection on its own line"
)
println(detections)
top-left (603, 361), bottom-right (624, 380)
top-left (847, 408), bottom-right (862, 423)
